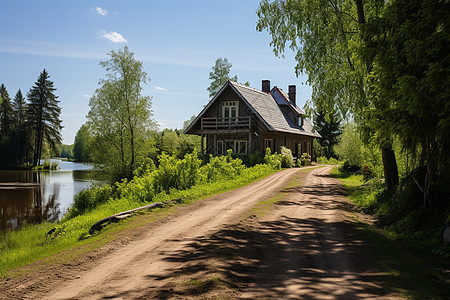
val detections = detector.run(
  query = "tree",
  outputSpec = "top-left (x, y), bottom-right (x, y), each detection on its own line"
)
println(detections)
top-left (87, 46), bottom-right (157, 180)
top-left (314, 108), bottom-right (342, 159)
top-left (0, 84), bottom-right (15, 167)
top-left (256, 0), bottom-right (400, 190)
top-left (363, 0), bottom-right (450, 203)
top-left (73, 124), bottom-right (92, 162)
top-left (0, 84), bottom-right (13, 136)
top-left (207, 58), bottom-right (238, 98)
top-left (26, 69), bottom-right (63, 166)
top-left (12, 89), bottom-right (28, 165)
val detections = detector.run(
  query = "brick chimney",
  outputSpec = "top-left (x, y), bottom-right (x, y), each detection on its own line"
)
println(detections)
top-left (288, 85), bottom-right (296, 105)
top-left (262, 80), bottom-right (270, 93)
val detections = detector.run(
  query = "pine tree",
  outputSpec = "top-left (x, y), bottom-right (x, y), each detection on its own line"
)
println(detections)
top-left (0, 84), bottom-right (13, 136)
top-left (13, 89), bottom-right (28, 165)
top-left (26, 69), bottom-right (62, 166)
top-left (314, 109), bottom-right (342, 159)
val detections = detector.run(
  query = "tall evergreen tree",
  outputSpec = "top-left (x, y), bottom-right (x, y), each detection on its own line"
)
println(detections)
top-left (13, 89), bottom-right (28, 165)
top-left (26, 69), bottom-right (62, 166)
top-left (0, 84), bottom-right (13, 136)
top-left (207, 58), bottom-right (238, 98)
top-left (314, 108), bottom-right (342, 159)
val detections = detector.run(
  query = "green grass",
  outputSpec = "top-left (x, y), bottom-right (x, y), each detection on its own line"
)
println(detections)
top-left (0, 165), bottom-right (277, 276)
top-left (331, 167), bottom-right (450, 299)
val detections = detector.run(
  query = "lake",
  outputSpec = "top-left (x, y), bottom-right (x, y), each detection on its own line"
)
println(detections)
top-left (0, 159), bottom-right (100, 232)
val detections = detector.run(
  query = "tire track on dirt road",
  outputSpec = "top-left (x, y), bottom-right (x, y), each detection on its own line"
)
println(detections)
top-left (44, 167), bottom-right (304, 299)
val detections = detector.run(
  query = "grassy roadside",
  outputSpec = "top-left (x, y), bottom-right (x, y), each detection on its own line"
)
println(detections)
top-left (0, 165), bottom-right (281, 277)
top-left (331, 167), bottom-right (450, 299)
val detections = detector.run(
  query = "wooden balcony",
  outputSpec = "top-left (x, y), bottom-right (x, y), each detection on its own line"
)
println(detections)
top-left (201, 116), bottom-right (251, 132)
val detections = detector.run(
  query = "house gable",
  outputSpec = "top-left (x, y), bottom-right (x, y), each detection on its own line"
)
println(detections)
top-left (184, 82), bottom-right (272, 135)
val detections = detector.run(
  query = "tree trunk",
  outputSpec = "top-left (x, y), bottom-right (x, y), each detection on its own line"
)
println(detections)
top-left (382, 146), bottom-right (399, 191)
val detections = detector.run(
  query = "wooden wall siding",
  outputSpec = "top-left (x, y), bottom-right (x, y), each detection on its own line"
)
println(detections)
top-left (258, 132), bottom-right (313, 156)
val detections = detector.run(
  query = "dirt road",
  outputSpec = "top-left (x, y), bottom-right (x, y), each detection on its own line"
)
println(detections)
top-left (2, 166), bottom-right (399, 299)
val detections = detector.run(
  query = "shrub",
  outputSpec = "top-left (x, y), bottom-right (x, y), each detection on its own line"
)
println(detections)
top-left (340, 160), bottom-right (360, 173)
top-left (361, 163), bottom-right (373, 180)
top-left (280, 146), bottom-right (294, 168)
top-left (200, 150), bottom-right (245, 182)
top-left (316, 156), bottom-right (329, 164)
top-left (264, 148), bottom-right (282, 170)
top-left (248, 149), bottom-right (264, 166)
top-left (70, 185), bottom-right (114, 217)
top-left (300, 153), bottom-right (311, 166)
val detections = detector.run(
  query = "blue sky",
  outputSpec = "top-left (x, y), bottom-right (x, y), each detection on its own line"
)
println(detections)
top-left (0, 0), bottom-right (311, 144)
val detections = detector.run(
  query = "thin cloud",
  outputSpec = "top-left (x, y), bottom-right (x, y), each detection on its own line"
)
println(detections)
top-left (100, 31), bottom-right (127, 43)
top-left (95, 6), bottom-right (108, 16)
top-left (82, 94), bottom-right (91, 98)
top-left (154, 86), bottom-right (167, 92)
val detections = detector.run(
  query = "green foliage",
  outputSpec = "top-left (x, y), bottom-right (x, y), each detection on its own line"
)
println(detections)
top-left (334, 167), bottom-right (450, 259)
top-left (248, 149), bottom-right (264, 166)
top-left (264, 148), bottom-right (281, 170)
top-left (334, 122), bottom-right (382, 176)
top-left (0, 155), bottom-right (276, 275)
top-left (200, 150), bottom-right (245, 182)
top-left (299, 153), bottom-right (311, 167)
top-left (361, 164), bottom-right (373, 180)
top-left (207, 57), bottom-right (238, 98)
top-left (316, 156), bottom-right (339, 165)
top-left (60, 144), bottom-right (74, 159)
top-left (314, 108), bottom-right (342, 159)
top-left (280, 146), bottom-right (294, 168)
top-left (26, 69), bottom-right (62, 166)
top-left (73, 124), bottom-right (93, 162)
top-left (70, 185), bottom-right (114, 217)
top-left (87, 46), bottom-right (157, 181)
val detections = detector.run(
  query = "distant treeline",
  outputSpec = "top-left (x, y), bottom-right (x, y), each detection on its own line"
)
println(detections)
top-left (0, 69), bottom-right (62, 169)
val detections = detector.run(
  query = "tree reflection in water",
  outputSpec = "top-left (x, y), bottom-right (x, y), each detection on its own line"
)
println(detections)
top-left (0, 171), bottom-right (62, 232)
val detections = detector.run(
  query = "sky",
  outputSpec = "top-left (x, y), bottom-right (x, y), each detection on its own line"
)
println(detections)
top-left (0, 0), bottom-right (311, 144)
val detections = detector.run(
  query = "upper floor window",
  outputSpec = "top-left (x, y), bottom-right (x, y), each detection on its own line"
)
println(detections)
top-left (298, 116), bottom-right (304, 127)
top-left (222, 101), bottom-right (238, 118)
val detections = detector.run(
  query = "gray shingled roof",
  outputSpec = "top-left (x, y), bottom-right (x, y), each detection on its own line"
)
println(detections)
top-left (231, 82), bottom-right (320, 138)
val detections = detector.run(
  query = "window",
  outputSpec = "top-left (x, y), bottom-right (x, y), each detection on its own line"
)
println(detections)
top-left (265, 138), bottom-right (274, 152)
top-left (237, 141), bottom-right (247, 155)
top-left (225, 141), bottom-right (235, 152)
top-left (217, 141), bottom-right (224, 156)
top-left (298, 116), bottom-right (304, 127)
top-left (217, 140), bottom-right (247, 155)
top-left (222, 101), bottom-right (238, 119)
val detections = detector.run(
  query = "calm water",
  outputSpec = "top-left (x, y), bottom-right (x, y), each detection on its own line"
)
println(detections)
top-left (0, 159), bottom-right (100, 232)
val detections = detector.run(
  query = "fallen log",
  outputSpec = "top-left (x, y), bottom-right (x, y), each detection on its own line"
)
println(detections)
top-left (89, 202), bottom-right (164, 234)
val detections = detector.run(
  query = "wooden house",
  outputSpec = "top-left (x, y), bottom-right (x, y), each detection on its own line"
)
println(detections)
top-left (184, 80), bottom-right (320, 157)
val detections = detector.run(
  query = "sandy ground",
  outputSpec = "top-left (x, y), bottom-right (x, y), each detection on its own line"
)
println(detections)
top-left (1, 166), bottom-right (399, 299)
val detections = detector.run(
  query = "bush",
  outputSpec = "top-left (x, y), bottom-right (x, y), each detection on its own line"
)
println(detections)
top-left (248, 149), bottom-right (264, 166)
top-left (316, 156), bottom-right (329, 164)
top-left (200, 150), bottom-right (245, 182)
top-left (264, 148), bottom-right (282, 170)
top-left (300, 153), bottom-right (311, 166)
top-left (280, 146), bottom-right (294, 168)
top-left (340, 160), bottom-right (360, 173)
top-left (70, 185), bottom-right (114, 217)
top-left (361, 163), bottom-right (373, 180)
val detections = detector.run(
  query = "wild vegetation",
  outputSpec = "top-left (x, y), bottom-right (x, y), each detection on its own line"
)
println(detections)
top-left (0, 147), bottom-right (299, 275)
top-left (258, 0), bottom-right (449, 256)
